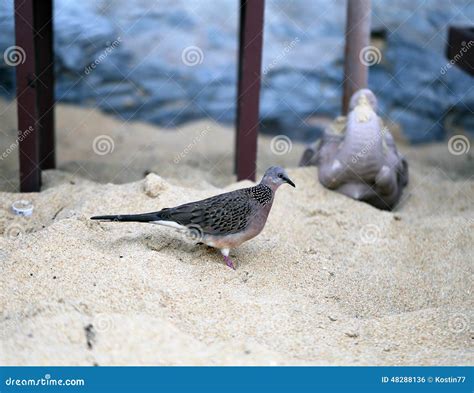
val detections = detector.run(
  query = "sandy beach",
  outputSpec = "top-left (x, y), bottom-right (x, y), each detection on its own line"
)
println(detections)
top-left (0, 99), bottom-right (472, 365)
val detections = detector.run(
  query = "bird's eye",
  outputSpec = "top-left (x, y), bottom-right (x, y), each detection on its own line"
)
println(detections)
top-left (277, 173), bottom-right (283, 178)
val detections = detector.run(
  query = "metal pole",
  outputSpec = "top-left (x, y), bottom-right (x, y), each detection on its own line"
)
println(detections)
top-left (14, 0), bottom-right (41, 192)
top-left (235, 0), bottom-right (265, 182)
top-left (342, 0), bottom-right (371, 114)
top-left (35, 0), bottom-right (56, 170)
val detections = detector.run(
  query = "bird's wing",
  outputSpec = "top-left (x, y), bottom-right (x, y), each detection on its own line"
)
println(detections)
top-left (158, 189), bottom-right (253, 235)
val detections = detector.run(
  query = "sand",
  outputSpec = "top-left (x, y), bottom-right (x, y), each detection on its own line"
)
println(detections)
top-left (0, 99), bottom-right (472, 365)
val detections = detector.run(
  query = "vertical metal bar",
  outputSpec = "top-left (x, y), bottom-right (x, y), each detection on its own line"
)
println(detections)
top-left (35, 0), bottom-right (56, 170)
top-left (342, 0), bottom-right (371, 114)
top-left (14, 0), bottom-right (41, 192)
top-left (235, 0), bottom-right (265, 182)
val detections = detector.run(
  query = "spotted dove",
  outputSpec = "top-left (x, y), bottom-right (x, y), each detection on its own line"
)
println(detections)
top-left (91, 166), bottom-right (295, 269)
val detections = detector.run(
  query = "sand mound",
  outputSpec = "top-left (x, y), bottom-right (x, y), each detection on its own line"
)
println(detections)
top-left (0, 164), bottom-right (472, 365)
top-left (0, 99), bottom-right (472, 365)
top-left (0, 98), bottom-right (304, 191)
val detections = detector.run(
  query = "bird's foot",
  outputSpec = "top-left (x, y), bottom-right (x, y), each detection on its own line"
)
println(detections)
top-left (223, 256), bottom-right (236, 270)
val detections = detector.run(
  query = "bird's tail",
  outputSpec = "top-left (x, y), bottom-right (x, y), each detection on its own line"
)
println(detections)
top-left (90, 211), bottom-right (162, 223)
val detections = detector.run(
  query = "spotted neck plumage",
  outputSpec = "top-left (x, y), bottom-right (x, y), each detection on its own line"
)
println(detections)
top-left (246, 184), bottom-right (273, 206)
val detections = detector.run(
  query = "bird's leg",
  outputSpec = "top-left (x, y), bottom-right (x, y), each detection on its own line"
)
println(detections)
top-left (223, 256), bottom-right (236, 270)
top-left (220, 248), bottom-right (235, 270)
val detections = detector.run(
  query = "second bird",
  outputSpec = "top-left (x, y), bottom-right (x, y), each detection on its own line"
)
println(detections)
top-left (91, 166), bottom-right (295, 269)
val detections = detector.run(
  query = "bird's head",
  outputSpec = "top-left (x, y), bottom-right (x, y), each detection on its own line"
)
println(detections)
top-left (260, 166), bottom-right (296, 190)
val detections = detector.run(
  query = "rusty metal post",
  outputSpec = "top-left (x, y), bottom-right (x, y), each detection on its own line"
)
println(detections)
top-left (342, 0), bottom-right (371, 114)
top-left (14, 0), bottom-right (55, 192)
top-left (35, 0), bottom-right (56, 170)
top-left (14, 0), bottom-right (41, 192)
top-left (235, 0), bottom-right (265, 182)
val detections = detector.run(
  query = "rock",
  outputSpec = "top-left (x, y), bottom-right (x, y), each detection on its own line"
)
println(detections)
top-left (452, 110), bottom-right (474, 132)
top-left (299, 142), bottom-right (320, 167)
top-left (315, 89), bottom-right (409, 210)
top-left (345, 331), bottom-right (359, 338)
top-left (389, 108), bottom-right (445, 143)
top-left (0, 0), bottom-right (472, 143)
top-left (143, 173), bottom-right (168, 198)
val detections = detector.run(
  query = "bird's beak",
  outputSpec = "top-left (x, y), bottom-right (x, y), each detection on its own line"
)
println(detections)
top-left (284, 176), bottom-right (296, 188)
